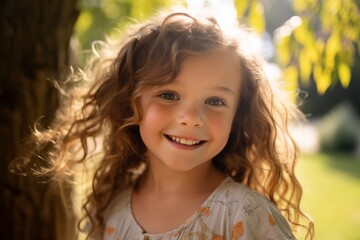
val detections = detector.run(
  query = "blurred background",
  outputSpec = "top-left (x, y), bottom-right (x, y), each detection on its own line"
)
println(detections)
top-left (1, 0), bottom-right (359, 239)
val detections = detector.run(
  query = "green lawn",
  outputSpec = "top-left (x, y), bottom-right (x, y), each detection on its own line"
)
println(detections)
top-left (297, 152), bottom-right (360, 240)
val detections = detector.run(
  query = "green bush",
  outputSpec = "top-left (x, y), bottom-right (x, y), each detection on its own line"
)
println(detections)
top-left (316, 101), bottom-right (360, 152)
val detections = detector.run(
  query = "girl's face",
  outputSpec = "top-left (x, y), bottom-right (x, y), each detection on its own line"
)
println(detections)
top-left (139, 52), bottom-right (241, 172)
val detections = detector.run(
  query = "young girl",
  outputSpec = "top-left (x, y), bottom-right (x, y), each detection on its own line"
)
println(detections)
top-left (19, 9), bottom-right (314, 240)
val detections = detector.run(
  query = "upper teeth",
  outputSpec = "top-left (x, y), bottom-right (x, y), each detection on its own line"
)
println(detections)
top-left (170, 136), bottom-right (201, 146)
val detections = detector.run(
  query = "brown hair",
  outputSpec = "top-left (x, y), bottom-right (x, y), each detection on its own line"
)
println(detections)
top-left (16, 9), bottom-right (313, 239)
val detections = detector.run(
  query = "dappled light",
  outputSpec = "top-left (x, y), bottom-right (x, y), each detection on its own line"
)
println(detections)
top-left (72, 1), bottom-right (360, 239)
top-left (49, 0), bottom-right (360, 239)
top-left (1, 0), bottom-right (359, 239)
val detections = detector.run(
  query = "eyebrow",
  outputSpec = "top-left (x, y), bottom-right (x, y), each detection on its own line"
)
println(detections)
top-left (212, 86), bottom-right (236, 96)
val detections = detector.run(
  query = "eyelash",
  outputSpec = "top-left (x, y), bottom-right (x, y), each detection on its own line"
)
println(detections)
top-left (158, 91), bottom-right (179, 101)
top-left (158, 91), bottom-right (226, 106)
top-left (205, 98), bottom-right (226, 106)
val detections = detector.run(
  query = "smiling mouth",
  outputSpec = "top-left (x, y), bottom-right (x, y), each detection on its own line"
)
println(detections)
top-left (165, 134), bottom-right (205, 146)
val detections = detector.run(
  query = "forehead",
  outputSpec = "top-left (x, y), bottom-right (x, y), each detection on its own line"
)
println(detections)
top-left (177, 51), bottom-right (242, 89)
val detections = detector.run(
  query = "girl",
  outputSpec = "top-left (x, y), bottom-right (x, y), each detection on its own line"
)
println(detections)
top-left (19, 9), bottom-right (314, 240)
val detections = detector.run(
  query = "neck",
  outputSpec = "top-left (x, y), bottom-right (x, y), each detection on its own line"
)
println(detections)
top-left (139, 158), bottom-right (225, 196)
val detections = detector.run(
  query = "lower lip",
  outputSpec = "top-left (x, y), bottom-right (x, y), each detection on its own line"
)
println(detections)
top-left (165, 136), bottom-right (204, 151)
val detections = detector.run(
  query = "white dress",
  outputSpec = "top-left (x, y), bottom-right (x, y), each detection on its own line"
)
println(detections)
top-left (103, 177), bottom-right (296, 240)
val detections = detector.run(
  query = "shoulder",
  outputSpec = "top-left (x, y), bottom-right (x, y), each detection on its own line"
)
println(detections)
top-left (105, 187), bottom-right (131, 219)
top-left (209, 176), bottom-right (254, 205)
top-left (102, 187), bottom-right (133, 232)
top-left (102, 187), bottom-right (143, 239)
top-left (210, 177), bottom-right (296, 239)
top-left (82, 188), bottom-right (132, 238)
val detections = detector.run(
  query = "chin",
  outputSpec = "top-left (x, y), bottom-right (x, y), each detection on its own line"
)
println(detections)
top-left (164, 159), bottom-right (209, 173)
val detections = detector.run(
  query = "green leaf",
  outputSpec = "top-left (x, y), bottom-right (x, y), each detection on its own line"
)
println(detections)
top-left (284, 65), bottom-right (299, 101)
top-left (294, 0), bottom-right (317, 13)
top-left (293, 0), bottom-right (306, 12)
top-left (338, 63), bottom-right (351, 88)
top-left (314, 65), bottom-right (331, 94)
top-left (276, 35), bottom-right (291, 66)
top-left (286, 0), bottom-right (359, 91)
top-left (294, 18), bottom-right (314, 46)
top-left (298, 51), bottom-right (312, 85)
top-left (325, 35), bottom-right (341, 69)
top-left (234, 0), bottom-right (249, 17)
top-left (248, 0), bottom-right (265, 33)
top-left (75, 10), bottom-right (93, 34)
top-left (130, 0), bottom-right (155, 20)
top-left (303, 40), bottom-right (319, 64)
top-left (315, 39), bottom-right (325, 58)
top-left (102, 0), bottom-right (121, 19)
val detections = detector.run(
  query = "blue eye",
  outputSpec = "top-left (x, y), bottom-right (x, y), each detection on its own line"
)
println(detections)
top-left (159, 91), bottom-right (179, 101)
top-left (206, 98), bottom-right (225, 106)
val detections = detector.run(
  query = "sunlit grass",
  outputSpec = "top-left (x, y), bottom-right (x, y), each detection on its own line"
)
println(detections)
top-left (297, 152), bottom-right (360, 240)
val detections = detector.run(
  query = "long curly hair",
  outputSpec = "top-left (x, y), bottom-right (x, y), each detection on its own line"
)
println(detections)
top-left (17, 9), bottom-right (314, 239)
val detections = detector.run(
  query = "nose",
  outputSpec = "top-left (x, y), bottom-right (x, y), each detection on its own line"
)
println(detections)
top-left (176, 103), bottom-right (204, 128)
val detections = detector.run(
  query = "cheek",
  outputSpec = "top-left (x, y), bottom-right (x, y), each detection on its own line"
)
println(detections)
top-left (207, 111), bottom-right (234, 137)
top-left (140, 104), bottom-right (171, 129)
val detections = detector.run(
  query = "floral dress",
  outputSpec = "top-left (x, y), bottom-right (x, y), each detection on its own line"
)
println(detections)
top-left (103, 177), bottom-right (296, 240)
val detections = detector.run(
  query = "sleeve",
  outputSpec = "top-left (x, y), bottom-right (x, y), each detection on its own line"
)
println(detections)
top-left (231, 191), bottom-right (297, 240)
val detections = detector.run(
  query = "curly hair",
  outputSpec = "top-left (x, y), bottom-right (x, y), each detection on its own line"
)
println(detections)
top-left (17, 9), bottom-right (314, 239)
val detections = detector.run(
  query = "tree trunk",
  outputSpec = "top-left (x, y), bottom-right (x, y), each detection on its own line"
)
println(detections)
top-left (0, 1), bottom-right (79, 239)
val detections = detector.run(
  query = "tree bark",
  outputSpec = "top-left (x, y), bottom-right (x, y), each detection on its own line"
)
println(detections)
top-left (0, 1), bottom-right (79, 239)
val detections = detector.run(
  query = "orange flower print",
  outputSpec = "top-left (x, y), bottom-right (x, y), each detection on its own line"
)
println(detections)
top-left (231, 221), bottom-right (244, 240)
top-left (105, 226), bottom-right (115, 236)
top-left (268, 214), bottom-right (277, 226)
top-left (199, 206), bottom-right (212, 217)
top-left (212, 234), bottom-right (224, 240)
